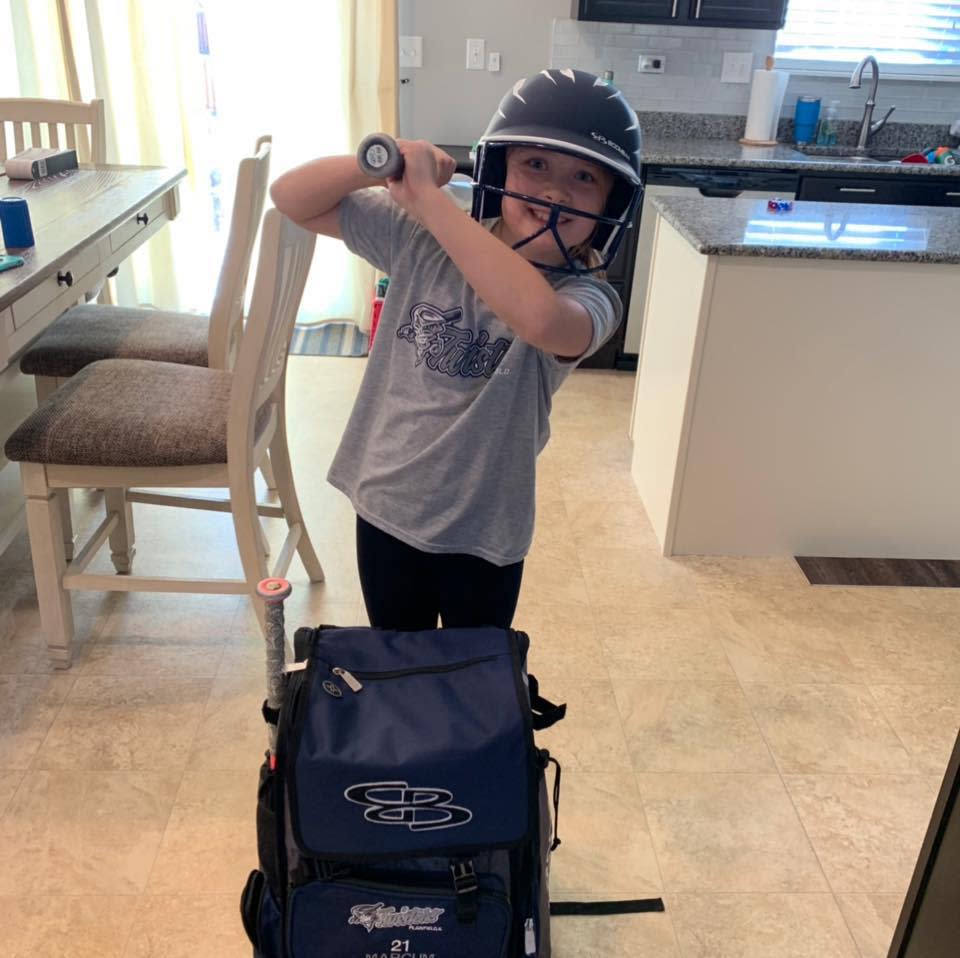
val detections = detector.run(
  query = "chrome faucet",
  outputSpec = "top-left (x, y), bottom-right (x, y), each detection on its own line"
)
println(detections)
top-left (849, 55), bottom-right (896, 151)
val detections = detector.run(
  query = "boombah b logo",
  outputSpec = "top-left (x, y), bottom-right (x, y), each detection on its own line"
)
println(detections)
top-left (344, 781), bottom-right (473, 831)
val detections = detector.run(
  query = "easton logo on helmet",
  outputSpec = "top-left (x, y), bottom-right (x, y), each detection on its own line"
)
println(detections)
top-left (589, 131), bottom-right (629, 160)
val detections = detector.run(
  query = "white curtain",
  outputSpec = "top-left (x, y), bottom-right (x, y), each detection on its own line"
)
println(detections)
top-left (0, 0), bottom-right (398, 327)
top-left (1, 1), bottom-right (70, 98)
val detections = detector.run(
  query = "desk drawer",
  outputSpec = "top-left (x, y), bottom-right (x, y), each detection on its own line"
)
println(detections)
top-left (110, 196), bottom-right (167, 253)
top-left (10, 245), bottom-right (101, 331)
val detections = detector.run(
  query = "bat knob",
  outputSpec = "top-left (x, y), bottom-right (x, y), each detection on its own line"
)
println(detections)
top-left (257, 577), bottom-right (292, 603)
top-left (357, 133), bottom-right (404, 178)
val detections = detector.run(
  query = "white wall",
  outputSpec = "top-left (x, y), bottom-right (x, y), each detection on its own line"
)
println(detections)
top-left (398, 0), bottom-right (571, 145)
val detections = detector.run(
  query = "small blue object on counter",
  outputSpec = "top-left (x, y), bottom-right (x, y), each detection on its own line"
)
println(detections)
top-left (767, 197), bottom-right (794, 213)
top-left (793, 96), bottom-right (821, 145)
top-left (0, 196), bottom-right (36, 249)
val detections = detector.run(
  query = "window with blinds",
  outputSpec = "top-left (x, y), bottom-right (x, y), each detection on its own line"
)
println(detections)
top-left (775, 0), bottom-right (960, 76)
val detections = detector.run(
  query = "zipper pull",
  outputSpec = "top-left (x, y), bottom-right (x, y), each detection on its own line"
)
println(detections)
top-left (332, 667), bottom-right (363, 692)
top-left (524, 917), bottom-right (536, 955)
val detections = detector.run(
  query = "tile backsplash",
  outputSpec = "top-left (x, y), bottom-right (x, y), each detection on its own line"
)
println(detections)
top-left (635, 110), bottom-right (955, 153)
top-left (551, 18), bottom-right (960, 126)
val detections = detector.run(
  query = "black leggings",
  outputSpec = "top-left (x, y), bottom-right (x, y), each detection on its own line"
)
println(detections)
top-left (355, 515), bottom-right (524, 630)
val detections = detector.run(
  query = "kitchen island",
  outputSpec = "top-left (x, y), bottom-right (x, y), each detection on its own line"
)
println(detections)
top-left (629, 195), bottom-right (960, 558)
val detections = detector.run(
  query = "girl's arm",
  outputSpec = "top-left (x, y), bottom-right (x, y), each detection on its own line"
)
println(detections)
top-left (269, 143), bottom-right (456, 240)
top-left (390, 142), bottom-right (595, 359)
top-left (269, 156), bottom-right (382, 238)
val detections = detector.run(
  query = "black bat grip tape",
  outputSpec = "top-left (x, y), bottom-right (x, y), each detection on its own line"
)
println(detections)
top-left (357, 133), bottom-right (404, 179)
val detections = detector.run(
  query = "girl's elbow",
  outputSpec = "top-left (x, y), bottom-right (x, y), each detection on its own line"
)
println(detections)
top-left (514, 303), bottom-right (561, 352)
top-left (530, 307), bottom-right (557, 346)
top-left (533, 298), bottom-right (593, 357)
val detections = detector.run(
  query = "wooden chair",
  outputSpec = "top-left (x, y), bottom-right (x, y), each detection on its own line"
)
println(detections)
top-left (19, 138), bottom-right (274, 558)
top-left (4, 209), bottom-right (323, 668)
top-left (0, 97), bottom-right (106, 166)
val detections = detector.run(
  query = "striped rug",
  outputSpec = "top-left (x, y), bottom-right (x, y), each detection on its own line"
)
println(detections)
top-left (290, 322), bottom-right (369, 357)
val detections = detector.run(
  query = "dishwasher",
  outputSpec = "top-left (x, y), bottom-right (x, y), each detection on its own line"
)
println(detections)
top-left (625, 166), bottom-right (800, 355)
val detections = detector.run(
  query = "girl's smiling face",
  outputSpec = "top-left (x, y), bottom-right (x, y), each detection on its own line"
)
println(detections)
top-left (497, 146), bottom-right (613, 265)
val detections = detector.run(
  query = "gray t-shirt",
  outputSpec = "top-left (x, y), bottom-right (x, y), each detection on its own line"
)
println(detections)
top-left (327, 188), bottom-right (621, 566)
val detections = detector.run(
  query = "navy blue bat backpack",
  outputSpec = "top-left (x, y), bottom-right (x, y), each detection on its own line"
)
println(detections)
top-left (240, 624), bottom-right (566, 957)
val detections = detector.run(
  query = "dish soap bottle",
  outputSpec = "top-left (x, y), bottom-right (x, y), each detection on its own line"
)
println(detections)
top-left (816, 100), bottom-right (840, 146)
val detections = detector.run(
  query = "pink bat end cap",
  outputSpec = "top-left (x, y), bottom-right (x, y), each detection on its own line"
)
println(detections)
top-left (257, 577), bottom-right (292, 602)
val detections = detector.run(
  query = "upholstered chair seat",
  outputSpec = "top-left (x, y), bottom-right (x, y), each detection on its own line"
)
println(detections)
top-left (18, 306), bottom-right (209, 379)
top-left (5, 359), bottom-right (270, 467)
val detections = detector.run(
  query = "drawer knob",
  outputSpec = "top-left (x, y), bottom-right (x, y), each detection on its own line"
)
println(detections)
top-left (136, 212), bottom-right (149, 225)
top-left (57, 270), bottom-right (74, 288)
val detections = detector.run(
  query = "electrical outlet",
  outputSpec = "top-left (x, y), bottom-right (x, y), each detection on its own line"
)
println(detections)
top-left (466, 38), bottom-right (485, 71)
top-left (399, 35), bottom-right (422, 68)
top-left (721, 51), bottom-right (754, 84)
top-left (638, 54), bottom-right (665, 74)
top-left (487, 51), bottom-right (501, 72)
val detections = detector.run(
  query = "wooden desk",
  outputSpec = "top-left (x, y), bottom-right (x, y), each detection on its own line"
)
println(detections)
top-left (1, 165), bottom-right (185, 365)
top-left (0, 165), bottom-right (185, 589)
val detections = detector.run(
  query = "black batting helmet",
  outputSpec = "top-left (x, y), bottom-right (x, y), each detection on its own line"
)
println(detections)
top-left (472, 68), bottom-right (643, 274)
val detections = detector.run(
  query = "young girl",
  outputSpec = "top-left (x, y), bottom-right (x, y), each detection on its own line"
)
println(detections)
top-left (270, 68), bottom-right (642, 631)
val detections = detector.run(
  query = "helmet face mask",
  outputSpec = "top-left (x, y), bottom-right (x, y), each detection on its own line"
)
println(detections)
top-left (472, 69), bottom-right (644, 276)
top-left (477, 173), bottom-right (639, 275)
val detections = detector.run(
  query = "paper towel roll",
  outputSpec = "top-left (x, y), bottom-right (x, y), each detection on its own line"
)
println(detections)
top-left (744, 69), bottom-right (790, 143)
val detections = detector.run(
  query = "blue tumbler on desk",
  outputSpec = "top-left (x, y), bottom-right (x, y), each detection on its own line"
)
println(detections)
top-left (0, 197), bottom-right (36, 249)
top-left (794, 96), bottom-right (821, 145)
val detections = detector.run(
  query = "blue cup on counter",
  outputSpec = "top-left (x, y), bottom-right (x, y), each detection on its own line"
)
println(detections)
top-left (794, 96), bottom-right (821, 145)
top-left (0, 197), bottom-right (36, 249)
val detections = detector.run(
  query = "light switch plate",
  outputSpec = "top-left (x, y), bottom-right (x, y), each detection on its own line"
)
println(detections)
top-left (721, 51), bottom-right (754, 84)
top-left (466, 38), bottom-right (485, 71)
top-left (487, 51), bottom-right (501, 72)
top-left (399, 36), bottom-right (422, 68)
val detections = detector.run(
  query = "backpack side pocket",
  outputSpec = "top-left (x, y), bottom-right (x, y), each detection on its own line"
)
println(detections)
top-left (240, 868), bottom-right (283, 957)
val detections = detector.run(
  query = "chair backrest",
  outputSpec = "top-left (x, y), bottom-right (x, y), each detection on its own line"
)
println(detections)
top-left (227, 208), bottom-right (316, 463)
top-left (0, 97), bottom-right (106, 165)
top-left (206, 137), bottom-right (272, 371)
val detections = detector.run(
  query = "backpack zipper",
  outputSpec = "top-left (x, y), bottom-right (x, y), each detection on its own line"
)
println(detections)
top-left (321, 654), bottom-right (500, 695)
top-left (311, 875), bottom-right (511, 908)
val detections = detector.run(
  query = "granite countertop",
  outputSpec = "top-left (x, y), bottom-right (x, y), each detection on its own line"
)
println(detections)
top-left (642, 136), bottom-right (960, 177)
top-left (652, 195), bottom-right (960, 263)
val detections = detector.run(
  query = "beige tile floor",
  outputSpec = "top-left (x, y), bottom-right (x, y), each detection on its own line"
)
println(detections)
top-left (1, 356), bottom-right (958, 956)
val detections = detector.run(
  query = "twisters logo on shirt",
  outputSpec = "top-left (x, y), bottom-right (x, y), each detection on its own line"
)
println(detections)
top-left (398, 302), bottom-right (510, 378)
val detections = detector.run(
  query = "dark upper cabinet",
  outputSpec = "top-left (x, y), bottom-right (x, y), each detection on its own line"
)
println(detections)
top-left (576, 0), bottom-right (789, 29)
top-left (691, 0), bottom-right (789, 28)
top-left (575, 0), bottom-right (681, 23)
